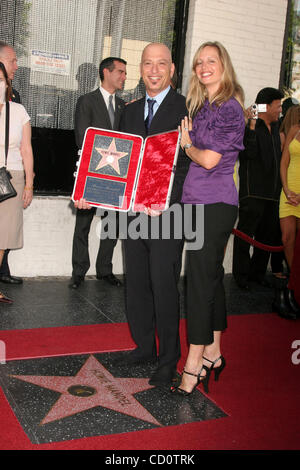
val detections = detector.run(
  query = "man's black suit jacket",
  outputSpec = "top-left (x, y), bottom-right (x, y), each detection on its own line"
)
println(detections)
top-left (119, 88), bottom-right (190, 206)
top-left (74, 88), bottom-right (125, 148)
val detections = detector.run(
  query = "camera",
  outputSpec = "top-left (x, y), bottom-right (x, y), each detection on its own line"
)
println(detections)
top-left (251, 103), bottom-right (267, 119)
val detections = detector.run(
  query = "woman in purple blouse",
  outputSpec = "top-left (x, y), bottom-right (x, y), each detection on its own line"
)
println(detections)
top-left (171, 42), bottom-right (245, 396)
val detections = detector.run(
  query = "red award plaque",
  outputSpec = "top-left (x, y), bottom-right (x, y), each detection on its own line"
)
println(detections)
top-left (72, 127), bottom-right (180, 212)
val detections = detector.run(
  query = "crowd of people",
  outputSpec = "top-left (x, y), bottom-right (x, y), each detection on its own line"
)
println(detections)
top-left (232, 87), bottom-right (300, 320)
top-left (0, 38), bottom-right (299, 395)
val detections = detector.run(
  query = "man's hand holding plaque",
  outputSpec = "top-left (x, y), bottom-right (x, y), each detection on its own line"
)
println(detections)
top-left (74, 198), bottom-right (92, 210)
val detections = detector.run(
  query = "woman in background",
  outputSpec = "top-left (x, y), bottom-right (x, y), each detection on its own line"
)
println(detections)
top-left (0, 62), bottom-right (34, 303)
top-left (275, 120), bottom-right (300, 318)
top-left (279, 119), bottom-right (300, 270)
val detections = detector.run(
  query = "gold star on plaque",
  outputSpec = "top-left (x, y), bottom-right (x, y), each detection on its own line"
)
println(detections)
top-left (95, 138), bottom-right (128, 175)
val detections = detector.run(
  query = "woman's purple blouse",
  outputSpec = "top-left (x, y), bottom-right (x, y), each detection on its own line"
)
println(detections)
top-left (181, 97), bottom-right (245, 206)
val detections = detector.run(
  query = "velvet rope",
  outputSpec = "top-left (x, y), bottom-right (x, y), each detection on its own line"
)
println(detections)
top-left (232, 229), bottom-right (284, 252)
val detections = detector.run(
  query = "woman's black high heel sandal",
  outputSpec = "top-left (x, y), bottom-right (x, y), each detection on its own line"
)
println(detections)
top-left (170, 365), bottom-right (210, 396)
top-left (203, 355), bottom-right (226, 382)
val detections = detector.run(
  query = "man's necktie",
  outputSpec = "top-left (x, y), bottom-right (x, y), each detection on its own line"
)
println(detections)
top-left (108, 94), bottom-right (115, 128)
top-left (145, 98), bottom-right (156, 132)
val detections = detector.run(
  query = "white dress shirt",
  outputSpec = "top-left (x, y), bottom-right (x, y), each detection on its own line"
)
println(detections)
top-left (99, 86), bottom-right (115, 111)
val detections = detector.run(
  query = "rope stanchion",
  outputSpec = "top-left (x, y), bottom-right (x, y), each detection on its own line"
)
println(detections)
top-left (232, 228), bottom-right (284, 252)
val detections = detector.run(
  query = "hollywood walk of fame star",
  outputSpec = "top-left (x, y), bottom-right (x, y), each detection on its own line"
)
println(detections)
top-left (95, 138), bottom-right (128, 175)
top-left (10, 355), bottom-right (161, 426)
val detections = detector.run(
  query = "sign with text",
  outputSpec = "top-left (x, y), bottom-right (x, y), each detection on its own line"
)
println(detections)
top-left (31, 50), bottom-right (71, 76)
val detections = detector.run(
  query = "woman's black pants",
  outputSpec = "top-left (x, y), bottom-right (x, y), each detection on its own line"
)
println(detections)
top-left (186, 203), bottom-right (237, 345)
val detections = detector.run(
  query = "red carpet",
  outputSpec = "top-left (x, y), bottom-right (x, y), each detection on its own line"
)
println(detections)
top-left (0, 314), bottom-right (299, 450)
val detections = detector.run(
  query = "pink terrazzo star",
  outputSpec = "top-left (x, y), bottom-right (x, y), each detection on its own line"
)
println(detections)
top-left (10, 355), bottom-right (160, 426)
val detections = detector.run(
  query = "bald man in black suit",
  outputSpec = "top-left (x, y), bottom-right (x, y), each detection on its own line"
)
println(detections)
top-left (119, 43), bottom-right (190, 388)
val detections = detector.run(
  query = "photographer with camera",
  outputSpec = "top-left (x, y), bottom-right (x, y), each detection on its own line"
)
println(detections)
top-left (232, 87), bottom-right (284, 291)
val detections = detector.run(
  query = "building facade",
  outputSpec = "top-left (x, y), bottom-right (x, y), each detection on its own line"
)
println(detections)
top-left (2, 0), bottom-right (290, 276)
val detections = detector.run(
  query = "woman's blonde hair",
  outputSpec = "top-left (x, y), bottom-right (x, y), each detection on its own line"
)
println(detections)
top-left (280, 104), bottom-right (300, 136)
top-left (186, 41), bottom-right (245, 117)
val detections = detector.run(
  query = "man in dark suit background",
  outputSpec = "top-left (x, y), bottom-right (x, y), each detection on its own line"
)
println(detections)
top-left (69, 57), bottom-right (127, 289)
top-left (119, 43), bottom-right (190, 387)
top-left (0, 41), bottom-right (22, 285)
